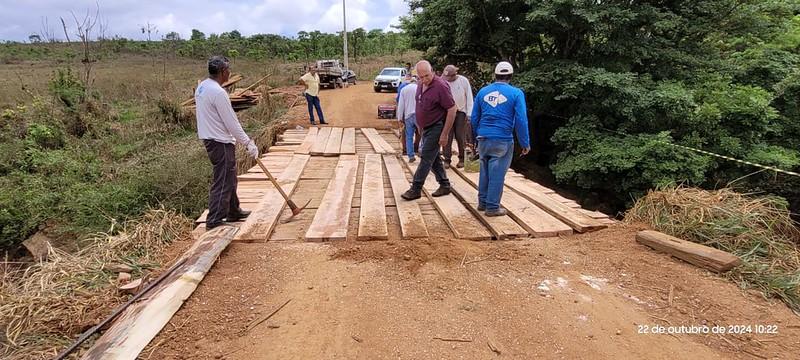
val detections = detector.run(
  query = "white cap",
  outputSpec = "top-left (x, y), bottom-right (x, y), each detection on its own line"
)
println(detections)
top-left (495, 61), bottom-right (513, 75)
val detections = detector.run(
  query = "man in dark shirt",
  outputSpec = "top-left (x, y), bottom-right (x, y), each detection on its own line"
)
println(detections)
top-left (401, 60), bottom-right (457, 200)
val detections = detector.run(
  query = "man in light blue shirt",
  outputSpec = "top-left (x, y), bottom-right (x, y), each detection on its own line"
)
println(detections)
top-left (396, 75), bottom-right (419, 162)
top-left (470, 62), bottom-right (531, 216)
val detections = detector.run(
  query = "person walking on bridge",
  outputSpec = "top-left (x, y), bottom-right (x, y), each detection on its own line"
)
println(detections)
top-left (401, 60), bottom-right (456, 201)
top-left (299, 66), bottom-right (327, 125)
top-left (196, 56), bottom-right (259, 230)
top-left (397, 75), bottom-right (419, 163)
top-left (471, 61), bottom-right (530, 216)
top-left (442, 64), bottom-right (474, 168)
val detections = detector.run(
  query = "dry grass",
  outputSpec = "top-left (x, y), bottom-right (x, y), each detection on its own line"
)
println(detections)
top-left (625, 185), bottom-right (800, 313)
top-left (0, 209), bottom-right (192, 360)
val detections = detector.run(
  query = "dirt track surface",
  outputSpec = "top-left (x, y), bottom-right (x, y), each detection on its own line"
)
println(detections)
top-left (148, 85), bottom-right (800, 359)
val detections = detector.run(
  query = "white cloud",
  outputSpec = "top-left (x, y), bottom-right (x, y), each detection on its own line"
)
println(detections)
top-left (0, 0), bottom-right (410, 41)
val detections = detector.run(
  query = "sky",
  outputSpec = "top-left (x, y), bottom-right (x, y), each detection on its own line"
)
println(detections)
top-left (0, 0), bottom-right (409, 42)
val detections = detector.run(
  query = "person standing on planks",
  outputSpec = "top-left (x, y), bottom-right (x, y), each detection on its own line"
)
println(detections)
top-left (299, 66), bottom-right (328, 125)
top-left (401, 60), bottom-right (456, 201)
top-left (441, 65), bottom-right (474, 169)
top-left (196, 56), bottom-right (259, 230)
top-left (470, 61), bottom-right (531, 216)
top-left (397, 74), bottom-right (420, 163)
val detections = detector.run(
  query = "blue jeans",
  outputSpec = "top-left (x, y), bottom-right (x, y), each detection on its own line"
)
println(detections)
top-left (411, 121), bottom-right (450, 191)
top-left (404, 114), bottom-right (417, 159)
top-left (305, 93), bottom-right (325, 124)
top-left (478, 138), bottom-right (514, 211)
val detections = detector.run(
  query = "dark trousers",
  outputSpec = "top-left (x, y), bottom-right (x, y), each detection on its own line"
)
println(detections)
top-left (411, 121), bottom-right (450, 191)
top-left (305, 93), bottom-right (325, 124)
top-left (443, 111), bottom-right (467, 163)
top-left (203, 140), bottom-right (240, 226)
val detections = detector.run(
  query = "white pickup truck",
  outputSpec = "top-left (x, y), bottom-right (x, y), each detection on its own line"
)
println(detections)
top-left (373, 67), bottom-right (408, 92)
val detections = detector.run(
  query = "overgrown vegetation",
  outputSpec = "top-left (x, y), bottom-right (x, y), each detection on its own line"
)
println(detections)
top-left (0, 56), bottom-right (286, 251)
top-left (626, 186), bottom-right (800, 313)
top-left (403, 0), bottom-right (800, 214)
top-left (1, 27), bottom-right (409, 65)
top-left (0, 208), bottom-right (192, 359)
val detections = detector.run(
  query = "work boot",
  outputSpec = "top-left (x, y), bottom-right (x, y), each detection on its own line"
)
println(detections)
top-left (485, 208), bottom-right (508, 217)
top-left (431, 186), bottom-right (451, 197)
top-left (401, 189), bottom-right (422, 200)
top-left (226, 209), bottom-right (252, 222)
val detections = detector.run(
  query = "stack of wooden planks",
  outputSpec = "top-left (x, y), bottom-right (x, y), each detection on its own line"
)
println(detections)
top-left (181, 74), bottom-right (267, 112)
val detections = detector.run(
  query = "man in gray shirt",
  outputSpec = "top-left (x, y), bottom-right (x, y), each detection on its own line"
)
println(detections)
top-left (196, 56), bottom-right (259, 230)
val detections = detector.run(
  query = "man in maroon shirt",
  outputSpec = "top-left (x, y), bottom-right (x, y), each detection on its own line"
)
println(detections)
top-left (401, 60), bottom-right (457, 200)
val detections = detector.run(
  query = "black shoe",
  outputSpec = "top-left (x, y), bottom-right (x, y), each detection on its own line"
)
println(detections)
top-left (485, 208), bottom-right (508, 217)
top-left (401, 189), bottom-right (422, 200)
top-left (477, 204), bottom-right (486, 211)
top-left (310, 122), bottom-right (317, 125)
top-left (408, 157), bottom-right (416, 163)
top-left (456, 162), bottom-right (464, 169)
top-left (226, 209), bottom-right (251, 222)
top-left (443, 162), bottom-right (451, 169)
top-left (432, 186), bottom-right (451, 197)
top-left (320, 121), bottom-right (328, 125)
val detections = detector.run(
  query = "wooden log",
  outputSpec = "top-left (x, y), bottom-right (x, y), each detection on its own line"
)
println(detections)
top-left (310, 127), bottom-right (333, 156)
top-left (636, 230), bottom-right (742, 273)
top-left (305, 155), bottom-right (358, 241)
top-left (81, 227), bottom-right (238, 359)
top-left (383, 155), bottom-right (429, 239)
top-left (236, 155), bottom-right (310, 241)
top-left (505, 176), bottom-right (606, 233)
top-left (444, 168), bottom-right (528, 239)
top-left (452, 168), bottom-right (572, 238)
top-left (357, 155), bottom-right (388, 240)
top-left (323, 127), bottom-right (343, 156)
top-left (340, 128), bottom-right (356, 155)
top-left (405, 158), bottom-right (491, 240)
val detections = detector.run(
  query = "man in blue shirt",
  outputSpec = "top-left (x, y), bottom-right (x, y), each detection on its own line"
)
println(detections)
top-left (470, 62), bottom-right (531, 216)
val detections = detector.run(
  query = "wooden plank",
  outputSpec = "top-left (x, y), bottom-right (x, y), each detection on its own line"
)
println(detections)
top-left (358, 154), bottom-right (388, 240)
top-left (235, 155), bottom-right (310, 242)
top-left (361, 128), bottom-right (386, 154)
top-left (369, 128), bottom-right (397, 154)
top-left (310, 127), bottom-right (332, 155)
top-left (295, 127), bottom-right (318, 155)
top-left (323, 127), bottom-right (343, 156)
top-left (505, 176), bottom-right (606, 233)
top-left (383, 155), bottom-right (429, 239)
top-left (81, 227), bottom-right (238, 360)
top-left (453, 168), bottom-right (572, 238)
top-left (268, 145), bottom-right (297, 152)
top-left (444, 168), bottom-right (528, 239)
top-left (361, 128), bottom-right (395, 154)
top-left (305, 155), bottom-right (358, 241)
top-left (636, 230), bottom-right (742, 273)
top-left (340, 128), bottom-right (356, 155)
top-left (405, 158), bottom-right (492, 240)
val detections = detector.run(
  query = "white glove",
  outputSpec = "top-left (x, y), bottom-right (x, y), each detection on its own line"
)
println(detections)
top-left (246, 141), bottom-right (259, 159)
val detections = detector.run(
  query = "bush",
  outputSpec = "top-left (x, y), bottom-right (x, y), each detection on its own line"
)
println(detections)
top-left (48, 68), bottom-right (85, 109)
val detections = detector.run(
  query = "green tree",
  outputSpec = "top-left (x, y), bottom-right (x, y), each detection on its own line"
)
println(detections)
top-left (190, 29), bottom-right (205, 41)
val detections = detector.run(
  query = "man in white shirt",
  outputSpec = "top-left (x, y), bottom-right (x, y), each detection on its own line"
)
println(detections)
top-left (299, 66), bottom-right (327, 125)
top-left (442, 65), bottom-right (474, 168)
top-left (196, 56), bottom-right (259, 230)
top-left (396, 75), bottom-right (419, 162)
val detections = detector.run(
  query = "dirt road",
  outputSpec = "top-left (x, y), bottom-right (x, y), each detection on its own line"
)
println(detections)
top-left (149, 84), bottom-right (799, 359)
